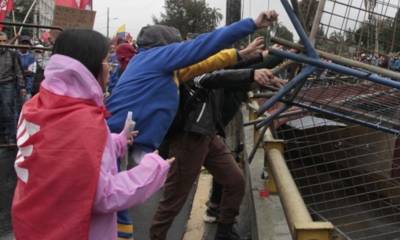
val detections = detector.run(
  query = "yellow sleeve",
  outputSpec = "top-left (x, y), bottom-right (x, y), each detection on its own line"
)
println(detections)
top-left (177, 48), bottom-right (238, 83)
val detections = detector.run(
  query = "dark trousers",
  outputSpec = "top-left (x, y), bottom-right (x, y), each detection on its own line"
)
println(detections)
top-left (150, 133), bottom-right (245, 240)
top-left (210, 179), bottom-right (223, 205)
top-left (0, 82), bottom-right (17, 142)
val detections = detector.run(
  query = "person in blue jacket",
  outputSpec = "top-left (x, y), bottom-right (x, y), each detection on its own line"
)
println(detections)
top-left (106, 10), bottom-right (278, 158)
top-left (17, 36), bottom-right (37, 98)
top-left (106, 10), bottom-right (278, 240)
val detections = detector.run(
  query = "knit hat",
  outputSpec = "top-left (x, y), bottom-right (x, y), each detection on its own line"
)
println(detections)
top-left (137, 25), bottom-right (182, 49)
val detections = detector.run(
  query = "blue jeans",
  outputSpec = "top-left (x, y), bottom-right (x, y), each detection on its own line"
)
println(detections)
top-left (26, 76), bottom-right (34, 95)
top-left (0, 82), bottom-right (17, 142)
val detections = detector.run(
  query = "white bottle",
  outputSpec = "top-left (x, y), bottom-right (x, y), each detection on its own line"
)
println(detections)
top-left (126, 111), bottom-right (136, 132)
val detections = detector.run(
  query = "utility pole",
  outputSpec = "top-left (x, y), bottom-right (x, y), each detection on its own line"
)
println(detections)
top-left (107, 7), bottom-right (110, 38)
top-left (226, 0), bottom-right (241, 25)
top-left (226, 0), bottom-right (242, 46)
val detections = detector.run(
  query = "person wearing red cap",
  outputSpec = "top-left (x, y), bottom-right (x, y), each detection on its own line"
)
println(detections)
top-left (108, 43), bottom-right (137, 95)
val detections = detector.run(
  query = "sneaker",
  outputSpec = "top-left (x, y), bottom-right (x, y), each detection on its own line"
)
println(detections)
top-left (203, 205), bottom-right (219, 223)
top-left (214, 223), bottom-right (241, 240)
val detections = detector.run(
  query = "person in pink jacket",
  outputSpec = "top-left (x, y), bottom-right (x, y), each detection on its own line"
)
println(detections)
top-left (12, 29), bottom-right (173, 240)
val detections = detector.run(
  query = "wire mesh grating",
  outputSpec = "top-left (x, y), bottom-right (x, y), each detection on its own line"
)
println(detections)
top-left (275, 110), bottom-right (400, 240)
top-left (316, 0), bottom-right (400, 58)
top-left (283, 72), bottom-right (400, 135)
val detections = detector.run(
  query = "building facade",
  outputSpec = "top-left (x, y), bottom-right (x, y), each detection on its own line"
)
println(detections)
top-left (34, 0), bottom-right (55, 38)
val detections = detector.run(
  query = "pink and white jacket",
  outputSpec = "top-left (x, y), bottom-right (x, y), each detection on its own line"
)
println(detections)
top-left (42, 54), bottom-right (170, 240)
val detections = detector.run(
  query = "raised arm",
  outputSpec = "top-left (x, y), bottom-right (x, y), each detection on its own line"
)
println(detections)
top-left (151, 10), bottom-right (278, 72)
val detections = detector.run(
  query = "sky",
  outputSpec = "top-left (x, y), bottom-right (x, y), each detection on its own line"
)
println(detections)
top-left (92, 0), bottom-right (297, 39)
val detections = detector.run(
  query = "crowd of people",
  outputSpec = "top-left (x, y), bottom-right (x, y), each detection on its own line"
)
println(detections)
top-left (0, 9), bottom-right (288, 240)
top-left (357, 52), bottom-right (400, 71)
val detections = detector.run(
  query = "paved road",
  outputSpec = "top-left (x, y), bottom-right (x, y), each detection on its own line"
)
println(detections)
top-left (0, 108), bottom-right (292, 240)
top-left (0, 145), bottom-right (194, 240)
top-left (129, 186), bottom-right (196, 240)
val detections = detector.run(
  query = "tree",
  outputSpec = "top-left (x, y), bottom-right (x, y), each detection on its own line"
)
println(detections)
top-left (153, 0), bottom-right (223, 39)
top-left (353, 18), bottom-right (394, 54)
top-left (298, 0), bottom-right (319, 33)
top-left (272, 23), bottom-right (294, 42)
top-left (364, 0), bottom-right (378, 54)
top-left (245, 23), bottom-right (293, 48)
top-left (390, 8), bottom-right (400, 52)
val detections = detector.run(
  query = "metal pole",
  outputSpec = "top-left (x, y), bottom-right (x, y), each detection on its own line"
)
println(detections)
top-left (264, 137), bottom-right (313, 235)
top-left (281, 0), bottom-right (318, 58)
top-left (256, 66), bottom-right (316, 116)
top-left (18, 0), bottom-right (38, 36)
top-left (309, 0), bottom-right (326, 45)
top-left (11, 11), bottom-right (17, 37)
top-left (226, 0), bottom-right (241, 25)
top-left (271, 36), bottom-right (400, 81)
top-left (107, 7), bottom-right (110, 38)
top-left (269, 48), bottom-right (400, 89)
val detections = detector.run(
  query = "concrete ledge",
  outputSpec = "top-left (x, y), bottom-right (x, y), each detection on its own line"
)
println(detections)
top-left (243, 107), bottom-right (291, 240)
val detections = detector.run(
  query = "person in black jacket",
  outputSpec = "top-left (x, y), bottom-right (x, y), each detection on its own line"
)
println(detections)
top-left (204, 49), bottom-right (287, 226)
top-left (0, 32), bottom-right (25, 144)
top-left (150, 51), bottom-right (285, 240)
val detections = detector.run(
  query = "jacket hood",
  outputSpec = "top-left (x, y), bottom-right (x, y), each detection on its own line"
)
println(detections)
top-left (137, 25), bottom-right (182, 49)
top-left (41, 54), bottom-right (104, 106)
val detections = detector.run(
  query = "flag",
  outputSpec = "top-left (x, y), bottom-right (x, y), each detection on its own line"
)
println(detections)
top-left (79, 0), bottom-right (92, 10)
top-left (55, 0), bottom-right (78, 8)
top-left (55, 0), bottom-right (91, 10)
top-left (0, 0), bottom-right (13, 30)
top-left (116, 24), bottom-right (126, 39)
top-left (12, 87), bottom-right (107, 239)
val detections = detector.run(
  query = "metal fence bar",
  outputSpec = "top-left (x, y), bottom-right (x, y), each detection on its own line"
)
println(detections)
top-left (271, 36), bottom-right (400, 81)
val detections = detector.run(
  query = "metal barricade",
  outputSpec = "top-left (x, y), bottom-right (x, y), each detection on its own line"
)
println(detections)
top-left (275, 110), bottom-right (400, 240)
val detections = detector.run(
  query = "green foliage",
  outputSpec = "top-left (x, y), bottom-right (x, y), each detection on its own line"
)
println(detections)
top-left (236, 23), bottom-right (294, 49)
top-left (153, 0), bottom-right (223, 39)
top-left (299, 0), bottom-right (319, 32)
top-left (320, 16), bottom-right (400, 56)
top-left (252, 23), bottom-right (293, 42)
top-left (315, 7), bottom-right (400, 56)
